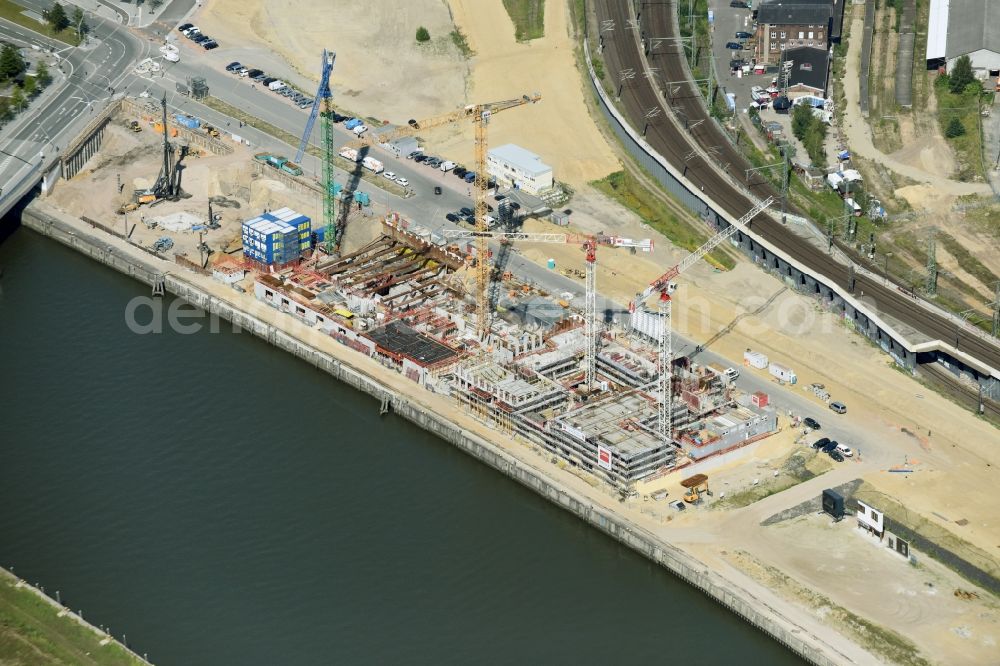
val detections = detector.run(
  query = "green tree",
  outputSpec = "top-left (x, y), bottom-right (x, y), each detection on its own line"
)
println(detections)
top-left (0, 43), bottom-right (25, 81)
top-left (10, 86), bottom-right (25, 112)
top-left (0, 98), bottom-right (12, 123)
top-left (70, 7), bottom-right (89, 36)
top-left (415, 26), bottom-right (430, 42)
top-left (23, 76), bottom-right (36, 97)
top-left (43, 2), bottom-right (69, 32)
top-left (945, 116), bottom-right (966, 138)
top-left (791, 103), bottom-right (813, 139)
top-left (35, 61), bottom-right (51, 87)
top-left (949, 55), bottom-right (974, 94)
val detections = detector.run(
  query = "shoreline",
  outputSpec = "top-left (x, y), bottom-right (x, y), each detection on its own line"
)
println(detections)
top-left (0, 565), bottom-right (151, 665)
top-left (20, 200), bottom-right (867, 666)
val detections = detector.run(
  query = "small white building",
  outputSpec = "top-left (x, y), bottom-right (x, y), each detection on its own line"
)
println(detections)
top-left (486, 143), bottom-right (553, 195)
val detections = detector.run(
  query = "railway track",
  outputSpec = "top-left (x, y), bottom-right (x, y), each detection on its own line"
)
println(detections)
top-left (920, 363), bottom-right (1000, 421)
top-left (591, 0), bottom-right (1000, 374)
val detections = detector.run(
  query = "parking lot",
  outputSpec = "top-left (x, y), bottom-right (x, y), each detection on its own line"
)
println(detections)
top-left (709, 0), bottom-right (776, 112)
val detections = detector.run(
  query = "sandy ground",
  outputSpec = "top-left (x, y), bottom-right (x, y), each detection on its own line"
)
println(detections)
top-left (840, 7), bottom-right (989, 196)
top-left (425, 0), bottom-right (618, 187)
top-left (195, 0), bottom-right (469, 122)
top-left (194, 0), bottom-right (617, 188)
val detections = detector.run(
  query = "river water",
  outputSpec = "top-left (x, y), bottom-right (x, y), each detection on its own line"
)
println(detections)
top-left (0, 225), bottom-right (802, 665)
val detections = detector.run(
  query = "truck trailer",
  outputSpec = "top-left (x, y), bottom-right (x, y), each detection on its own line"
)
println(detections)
top-left (743, 350), bottom-right (768, 369)
top-left (768, 362), bottom-right (797, 384)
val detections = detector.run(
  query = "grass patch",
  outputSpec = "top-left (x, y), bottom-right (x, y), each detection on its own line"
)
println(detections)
top-left (450, 29), bottom-right (474, 57)
top-left (937, 231), bottom-right (1000, 291)
top-left (713, 448), bottom-right (832, 510)
top-left (198, 96), bottom-right (407, 197)
top-left (0, 570), bottom-right (145, 665)
top-left (934, 76), bottom-right (987, 182)
top-left (727, 550), bottom-right (933, 666)
top-left (501, 0), bottom-right (545, 41)
top-left (591, 170), bottom-right (734, 270)
top-left (0, 0), bottom-right (77, 44)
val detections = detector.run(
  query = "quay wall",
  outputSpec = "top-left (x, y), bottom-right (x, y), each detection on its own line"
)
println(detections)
top-left (22, 204), bottom-right (850, 666)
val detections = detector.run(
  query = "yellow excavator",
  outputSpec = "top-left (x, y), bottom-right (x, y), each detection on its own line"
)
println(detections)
top-left (681, 474), bottom-right (711, 504)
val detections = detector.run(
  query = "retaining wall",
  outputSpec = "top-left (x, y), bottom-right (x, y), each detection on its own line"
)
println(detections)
top-left (22, 203), bottom-right (858, 666)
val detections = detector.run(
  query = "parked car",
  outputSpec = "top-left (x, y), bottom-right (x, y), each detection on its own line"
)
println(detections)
top-left (729, 59), bottom-right (746, 69)
top-left (464, 215), bottom-right (475, 225)
top-left (406, 151), bottom-right (422, 160)
top-left (821, 440), bottom-right (838, 453)
top-left (395, 177), bottom-right (409, 187)
top-left (729, 1), bottom-right (749, 7)
top-left (835, 443), bottom-right (853, 457)
top-left (453, 166), bottom-right (467, 177)
top-left (251, 72), bottom-right (268, 82)
top-left (460, 207), bottom-right (473, 216)
top-left (434, 186), bottom-right (442, 195)
top-left (297, 100), bottom-right (310, 108)
top-left (828, 450), bottom-right (845, 462)
top-left (237, 67), bottom-right (250, 77)
top-left (803, 417), bottom-right (820, 430)
top-left (811, 437), bottom-right (831, 450)
top-left (262, 77), bottom-right (276, 86)
top-left (495, 194), bottom-right (506, 201)
top-left (725, 41), bottom-right (744, 50)
top-left (383, 171), bottom-right (396, 180)
top-left (413, 155), bottom-right (427, 163)
top-left (202, 41), bottom-right (218, 50)
top-left (178, 23), bottom-right (193, 32)
top-left (247, 69), bottom-right (264, 78)
top-left (225, 61), bottom-right (242, 72)
top-left (829, 401), bottom-right (847, 414)
top-left (736, 31), bottom-right (753, 39)
top-left (445, 213), bottom-right (459, 222)
top-left (192, 34), bottom-right (210, 44)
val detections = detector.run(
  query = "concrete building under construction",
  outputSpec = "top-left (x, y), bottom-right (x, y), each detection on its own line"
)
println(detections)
top-left (250, 214), bottom-right (778, 489)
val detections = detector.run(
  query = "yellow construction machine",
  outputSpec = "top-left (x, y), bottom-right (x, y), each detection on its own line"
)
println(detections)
top-left (125, 120), bottom-right (142, 133)
top-left (681, 474), bottom-right (711, 504)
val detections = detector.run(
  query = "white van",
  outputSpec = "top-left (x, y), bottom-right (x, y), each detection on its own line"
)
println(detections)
top-left (835, 443), bottom-right (853, 457)
top-left (723, 367), bottom-right (740, 382)
top-left (439, 160), bottom-right (456, 172)
top-left (352, 125), bottom-right (368, 136)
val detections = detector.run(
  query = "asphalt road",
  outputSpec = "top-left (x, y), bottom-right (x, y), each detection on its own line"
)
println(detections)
top-left (597, 0), bottom-right (1000, 374)
top-left (0, 10), bottom-right (147, 206)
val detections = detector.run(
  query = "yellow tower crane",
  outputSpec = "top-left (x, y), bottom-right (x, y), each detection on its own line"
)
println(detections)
top-left (347, 93), bottom-right (541, 338)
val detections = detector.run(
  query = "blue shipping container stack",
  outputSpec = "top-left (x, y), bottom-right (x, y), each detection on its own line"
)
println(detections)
top-left (241, 207), bottom-right (312, 265)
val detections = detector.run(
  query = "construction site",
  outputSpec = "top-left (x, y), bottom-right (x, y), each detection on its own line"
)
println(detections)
top-left (43, 43), bottom-right (785, 495)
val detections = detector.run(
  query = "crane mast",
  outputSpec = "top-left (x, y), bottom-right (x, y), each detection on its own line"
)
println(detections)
top-left (634, 196), bottom-right (773, 443)
top-left (296, 50), bottom-right (337, 253)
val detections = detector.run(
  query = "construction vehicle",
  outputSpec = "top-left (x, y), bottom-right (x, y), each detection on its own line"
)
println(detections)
top-left (135, 189), bottom-right (157, 205)
top-left (681, 474), bottom-right (710, 503)
top-left (349, 93), bottom-right (542, 337)
top-left (443, 229), bottom-right (650, 390)
top-left (203, 124), bottom-right (221, 139)
top-left (125, 120), bottom-right (142, 133)
top-left (630, 197), bottom-right (773, 443)
top-left (253, 153), bottom-right (303, 176)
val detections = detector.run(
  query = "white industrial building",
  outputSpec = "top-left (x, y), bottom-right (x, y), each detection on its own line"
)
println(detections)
top-left (925, 0), bottom-right (1000, 77)
top-left (486, 144), bottom-right (553, 195)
